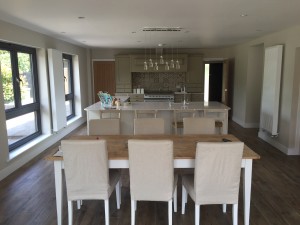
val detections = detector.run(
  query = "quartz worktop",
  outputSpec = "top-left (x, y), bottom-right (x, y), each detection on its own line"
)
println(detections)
top-left (84, 101), bottom-right (230, 111)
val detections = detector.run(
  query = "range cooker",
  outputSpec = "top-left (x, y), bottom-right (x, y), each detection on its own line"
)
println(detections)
top-left (144, 91), bottom-right (174, 102)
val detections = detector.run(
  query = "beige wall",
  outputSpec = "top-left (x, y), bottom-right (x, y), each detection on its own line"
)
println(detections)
top-left (233, 25), bottom-right (300, 154)
top-left (0, 20), bottom-right (90, 179)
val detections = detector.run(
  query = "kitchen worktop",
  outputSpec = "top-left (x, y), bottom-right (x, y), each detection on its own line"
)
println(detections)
top-left (84, 101), bottom-right (230, 111)
top-left (85, 101), bottom-right (230, 135)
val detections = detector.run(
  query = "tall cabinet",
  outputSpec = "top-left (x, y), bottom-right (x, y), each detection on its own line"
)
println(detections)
top-left (115, 55), bottom-right (132, 93)
top-left (185, 54), bottom-right (204, 93)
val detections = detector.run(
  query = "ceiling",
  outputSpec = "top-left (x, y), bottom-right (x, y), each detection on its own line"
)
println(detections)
top-left (1, 0), bottom-right (300, 49)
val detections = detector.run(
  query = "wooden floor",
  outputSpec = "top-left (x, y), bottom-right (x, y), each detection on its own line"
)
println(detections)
top-left (0, 121), bottom-right (299, 225)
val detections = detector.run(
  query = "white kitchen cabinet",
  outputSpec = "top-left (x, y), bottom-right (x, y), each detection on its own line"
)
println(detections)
top-left (115, 55), bottom-right (132, 93)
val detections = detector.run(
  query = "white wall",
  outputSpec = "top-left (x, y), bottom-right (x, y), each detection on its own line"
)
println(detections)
top-left (0, 20), bottom-right (90, 180)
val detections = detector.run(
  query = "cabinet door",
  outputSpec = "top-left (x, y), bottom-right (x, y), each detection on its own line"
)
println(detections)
top-left (186, 55), bottom-right (204, 84)
top-left (115, 55), bottom-right (132, 92)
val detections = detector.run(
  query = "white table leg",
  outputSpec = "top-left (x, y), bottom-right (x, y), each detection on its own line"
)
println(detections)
top-left (54, 161), bottom-right (63, 225)
top-left (243, 159), bottom-right (253, 225)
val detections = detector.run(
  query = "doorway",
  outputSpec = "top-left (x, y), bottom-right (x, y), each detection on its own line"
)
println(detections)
top-left (208, 63), bottom-right (223, 102)
top-left (204, 61), bottom-right (229, 105)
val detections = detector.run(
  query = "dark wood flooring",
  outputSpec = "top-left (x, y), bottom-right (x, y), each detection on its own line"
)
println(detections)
top-left (0, 121), bottom-right (299, 225)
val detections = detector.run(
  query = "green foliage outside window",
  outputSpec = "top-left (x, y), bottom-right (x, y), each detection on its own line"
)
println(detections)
top-left (0, 50), bottom-right (29, 104)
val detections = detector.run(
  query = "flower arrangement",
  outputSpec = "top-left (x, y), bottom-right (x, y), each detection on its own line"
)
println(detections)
top-left (97, 91), bottom-right (113, 107)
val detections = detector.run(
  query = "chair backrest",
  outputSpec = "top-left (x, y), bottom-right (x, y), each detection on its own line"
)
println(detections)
top-left (89, 119), bottom-right (120, 135)
top-left (183, 117), bottom-right (216, 135)
top-left (134, 118), bottom-right (164, 135)
top-left (194, 142), bottom-right (243, 205)
top-left (61, 140), bottom-right (110, 200)
top-left (128, 139), bottom-right (174, 201)
top-left (173, 109), bottom-right (196, 123)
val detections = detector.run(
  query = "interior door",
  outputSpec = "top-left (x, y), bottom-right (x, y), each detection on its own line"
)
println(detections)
top-left (93, 61), bottom-right (115, 103)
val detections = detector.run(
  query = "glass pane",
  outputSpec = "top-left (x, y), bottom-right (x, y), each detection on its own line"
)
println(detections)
top-left (6, 112), bottom-right (38, 145)
top-left (65, 100), bottom-right (73, 117)
top-left (0, 50), bottom-right (15, 110)
top-left (17, 52), bottom-right (34, 105)
top-left (63, 58), bottom-right (71, 95)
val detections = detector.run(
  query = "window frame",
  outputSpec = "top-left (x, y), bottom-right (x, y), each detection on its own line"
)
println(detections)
top-left (0, 41), bottom-right (41, 151)
top-left (62, 53), bottom-right (75, 120)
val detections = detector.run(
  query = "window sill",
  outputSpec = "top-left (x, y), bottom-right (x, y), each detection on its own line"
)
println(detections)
top-left (8, 134), bottom-right (51, 161)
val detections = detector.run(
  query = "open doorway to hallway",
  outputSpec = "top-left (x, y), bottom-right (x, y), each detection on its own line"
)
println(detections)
top-left (204, 60), bottom-right (229, 105)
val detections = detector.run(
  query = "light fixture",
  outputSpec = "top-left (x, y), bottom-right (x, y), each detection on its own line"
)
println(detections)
top-left (175, 41), bottom-right (181, 69)
top-left (159, 44), bottom-right (164, 64)
top-left (142, 27), bottom-right (183, 71)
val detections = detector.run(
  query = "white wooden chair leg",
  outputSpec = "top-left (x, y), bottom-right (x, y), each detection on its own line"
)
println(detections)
top-left (181, 185), bottom-right (187, 214)
top-left (116, 181), bottom-right (121, 209)
top-left (173, 186), bottom-right (177, 212)
top-left (68, 201), bottom-right (73, 225)
top-left (233, 204), bottom-right (238, 225)
top-left (131, 200), bottom-right (135, 225)
top-left (223, 204), bottom-right (227, 213)
top-left (168, 200), bottom-right (172, 225)
top-left (104, 200), bottom-right (109, 225)
top-left (195, 204), bottom-right (200, 225)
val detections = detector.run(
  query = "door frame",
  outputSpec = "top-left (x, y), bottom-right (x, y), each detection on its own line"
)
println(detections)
top-left (203, 58), bottom-right (230, 106)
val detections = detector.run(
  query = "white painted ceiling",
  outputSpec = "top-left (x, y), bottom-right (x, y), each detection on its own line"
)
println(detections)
top-left (0, 0), bottom-right (300, 49)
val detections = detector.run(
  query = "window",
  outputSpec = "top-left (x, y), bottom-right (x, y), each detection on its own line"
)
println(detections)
top-left (63, 54), bottom-right (75, 120)
top-left (0, 42), bottom-right (41, 151)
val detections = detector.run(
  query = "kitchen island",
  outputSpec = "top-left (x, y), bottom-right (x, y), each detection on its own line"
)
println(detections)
top-left (84, 101), bottom-right (230, 134)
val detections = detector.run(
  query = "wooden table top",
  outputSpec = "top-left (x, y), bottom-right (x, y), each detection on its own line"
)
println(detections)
top-left (45, 134), bottom-right (260, 161)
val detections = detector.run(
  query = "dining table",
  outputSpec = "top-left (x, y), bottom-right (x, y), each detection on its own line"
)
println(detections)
top-left (45, 134), bottom-right (260, 225)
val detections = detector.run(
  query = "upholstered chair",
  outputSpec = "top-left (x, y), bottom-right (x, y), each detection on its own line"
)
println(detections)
top-left (128, 139), bottom-right (178, 225)
top-left (133, 118), bottom-right (165, 135)
top-left (181, 142), bottom-right (244, 225)
top-left (62, 140), bottom-right (121, 225)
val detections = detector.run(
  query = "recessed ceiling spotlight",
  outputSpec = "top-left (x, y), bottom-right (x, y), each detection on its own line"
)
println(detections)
top-left (240, 14), bottom-right (248, 17)
top-left (78, 16), bottom-right (85, 19)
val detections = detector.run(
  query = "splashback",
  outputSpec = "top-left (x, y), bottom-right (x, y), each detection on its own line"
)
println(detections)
top-left (132, 72), bottom-right (186, 92)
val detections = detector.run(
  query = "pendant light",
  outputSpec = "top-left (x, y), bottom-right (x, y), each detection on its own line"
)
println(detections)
top-left (175, 41), bottom-right (180, 70)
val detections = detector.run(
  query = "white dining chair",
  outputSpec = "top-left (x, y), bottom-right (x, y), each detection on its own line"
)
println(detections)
top-left (172, 109), bottom-right (197, 134)
top-left (133, 118), bottom-right (165, 135)
top-left (183, 117), bottom-right (216, 135)
top-left (61, 140), bottom-right (121, 225)
top-left (181, 142), bottom-right (244, 225)
top-left (128, 139), bottom-right (178, 225)
top-left (88, 119), bottom-right (120, 135)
